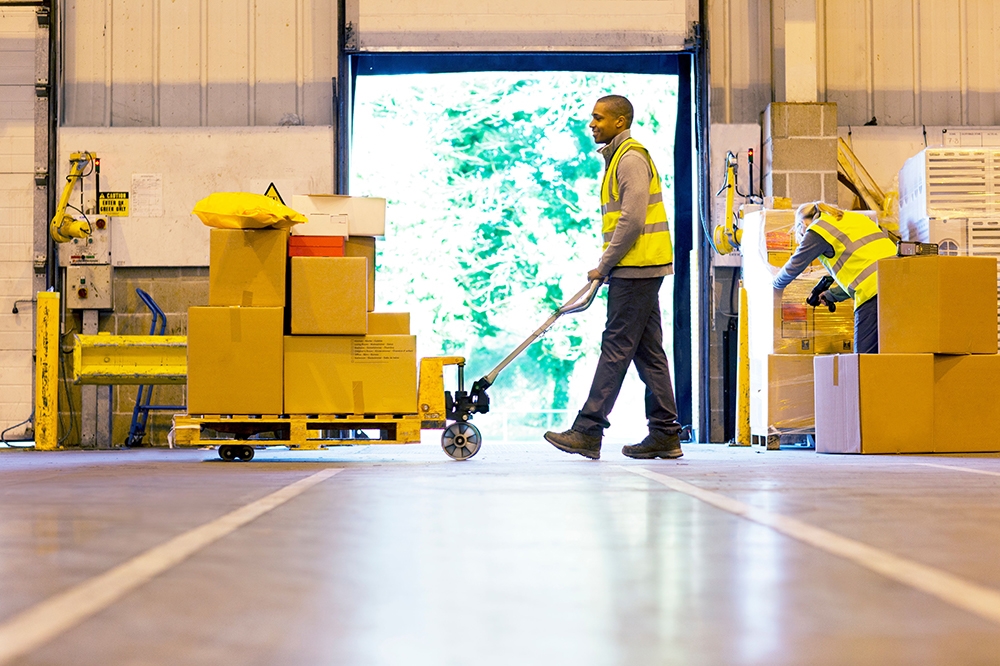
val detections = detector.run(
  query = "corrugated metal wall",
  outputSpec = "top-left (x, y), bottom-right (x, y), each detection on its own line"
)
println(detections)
top-left (710, 0), bottom-right (1000, 127)
top-left (61, 0), bottom-right (337, 127)
top-left (356, 0), bottom-right (696, 51)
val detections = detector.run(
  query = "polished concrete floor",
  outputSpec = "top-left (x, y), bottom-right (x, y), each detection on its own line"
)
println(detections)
top-left (3, 440), bottom-right (1000, 665)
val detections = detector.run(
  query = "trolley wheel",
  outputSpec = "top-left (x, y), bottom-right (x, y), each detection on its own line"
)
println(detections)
top-left (441, 422), bottom-right (481, 461)
top-left (237, 445), bottom-right (255, 461)
top-left (219, 445), bottom-right (238, 462)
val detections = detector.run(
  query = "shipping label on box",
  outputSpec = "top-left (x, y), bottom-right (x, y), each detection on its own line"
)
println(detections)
top-left (291, 212), bottom-right (350, 237)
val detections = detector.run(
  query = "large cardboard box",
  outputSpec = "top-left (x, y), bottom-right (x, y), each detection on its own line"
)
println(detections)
top-left (284, 335), bottom-right (417, 414)
top-left (814, 354), bottom-right (934, 453)
top-left (187, 306), bottom-right (284, 414)
top-left (345, 236), bottom-right (376, 312)
top-left (291, 195), bottom-right (386, 237)
top-left (367, 312), bottom-right (410, 335)
top-left (933, 355), bottom-right (1000, 452)
top-left (209, 229), bottom-right (287, 307)
top-left (290, 257), bottom-right (368, 335)
top-left (750, 354), bottom-right (815, 436)
top-left (878, 256), bottom-right (998, 354)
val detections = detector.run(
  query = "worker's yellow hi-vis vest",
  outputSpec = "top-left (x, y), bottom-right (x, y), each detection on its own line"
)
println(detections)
top-left (601, 137), bottom-right (673, 268)
top-left (807, 211), bottom-right (897, 307)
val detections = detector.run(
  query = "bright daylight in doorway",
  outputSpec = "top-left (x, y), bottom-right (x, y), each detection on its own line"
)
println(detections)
top-left (352, 72), bottom-right (679, 443)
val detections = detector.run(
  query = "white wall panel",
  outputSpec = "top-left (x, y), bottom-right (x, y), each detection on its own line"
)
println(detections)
top-left (62, 0), bottom-right (336, 127)
top-left (710, 0), bottom-right (1000, 127)
top-left (0, 8), bottom-right (37, 434)
top-left (356, 0), bottom-right (695, 51)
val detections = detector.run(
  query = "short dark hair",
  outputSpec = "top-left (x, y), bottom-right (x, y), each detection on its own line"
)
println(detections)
top-left (597, 95), bottom-right (634, 127)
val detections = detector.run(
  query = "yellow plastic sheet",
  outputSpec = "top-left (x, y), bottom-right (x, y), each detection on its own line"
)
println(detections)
top-left (192, 192), bottom-right (307, 230)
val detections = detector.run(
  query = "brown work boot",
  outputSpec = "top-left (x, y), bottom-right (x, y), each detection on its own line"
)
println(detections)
top-left (544, 429), bottom-right (601, 460)
top-left (622, 433), bottom-right (683, 459)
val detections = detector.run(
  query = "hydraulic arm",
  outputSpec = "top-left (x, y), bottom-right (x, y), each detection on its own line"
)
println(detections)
top-left (50, 152), bottom-right (96, 243)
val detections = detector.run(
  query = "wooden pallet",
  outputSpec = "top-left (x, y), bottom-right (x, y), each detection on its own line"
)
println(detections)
top-left (171, 413), bottom-right (428, 449)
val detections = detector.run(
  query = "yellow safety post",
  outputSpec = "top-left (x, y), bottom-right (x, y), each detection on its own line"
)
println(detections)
top-left (35, 291), bottom-right (60, 450)
top-left (734, 281), bottom-right (751, 446)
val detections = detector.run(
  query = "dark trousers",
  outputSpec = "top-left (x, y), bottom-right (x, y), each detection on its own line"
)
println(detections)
top-left (855, 296), bottom-right (879, 354)
top-left (573, 276), bottom-right (681, 439)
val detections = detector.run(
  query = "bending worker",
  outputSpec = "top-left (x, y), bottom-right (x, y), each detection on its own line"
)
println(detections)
top-left (544, 94), bottom-right (684, 461)
top-left (773, 202), bottom-right (896, 353)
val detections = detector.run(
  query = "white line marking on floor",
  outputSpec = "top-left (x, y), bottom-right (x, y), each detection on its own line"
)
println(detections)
top-left (913, 462), bottom-right (1000, 477)
top-left (0, 467), bottom-right (344, 665)
top-left (619, 465), bottom-right (1000, 627)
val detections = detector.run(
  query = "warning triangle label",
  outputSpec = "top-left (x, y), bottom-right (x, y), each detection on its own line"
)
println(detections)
top-left (263, 182), bottom-right (285, 205)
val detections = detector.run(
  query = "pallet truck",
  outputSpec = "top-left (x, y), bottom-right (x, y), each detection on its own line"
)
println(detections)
top-left (170, 279), bottom-right (602, 461)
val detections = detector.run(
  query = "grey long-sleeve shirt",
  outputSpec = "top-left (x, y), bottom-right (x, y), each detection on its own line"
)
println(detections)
top-left (772, 230), bottom-right (850, 301)
top-left (596, 131), bottom-right (673, 279)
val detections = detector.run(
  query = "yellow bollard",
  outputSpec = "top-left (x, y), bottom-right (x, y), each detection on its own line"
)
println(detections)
top-left (35, 291), bottom-right (60, 450)
top-left (734, 281), bottom-right (751, 446)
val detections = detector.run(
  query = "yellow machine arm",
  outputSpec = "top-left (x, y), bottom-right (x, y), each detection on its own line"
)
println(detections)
top-left (713, 151), bottom-right (742, 255)
top-left (50, 152), bottom-right (95, 243)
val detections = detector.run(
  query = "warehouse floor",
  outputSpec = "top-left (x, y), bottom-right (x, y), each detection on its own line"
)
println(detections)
top-left (3, 441), bottom-right (1000, 665)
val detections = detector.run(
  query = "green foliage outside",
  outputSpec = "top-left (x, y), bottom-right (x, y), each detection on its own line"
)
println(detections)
top-left (352, 72), bottom-right (679, 441)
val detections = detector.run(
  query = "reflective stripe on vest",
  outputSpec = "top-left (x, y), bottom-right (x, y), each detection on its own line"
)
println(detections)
top-left (600, 138), bottom-right (673, 268)
top-left (807, 211), bottom-right (897, 307)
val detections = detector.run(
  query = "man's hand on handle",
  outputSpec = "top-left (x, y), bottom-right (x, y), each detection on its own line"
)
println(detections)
top-left (587, 268), bottom-right (607, 283)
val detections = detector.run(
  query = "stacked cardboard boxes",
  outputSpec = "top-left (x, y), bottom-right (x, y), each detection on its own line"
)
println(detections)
top-left (741, 209), bottom-right (855, 440)
top-left (187, 196), bottom-right (417, 416)
top-left (814, 255), bottom-right (1000, 453)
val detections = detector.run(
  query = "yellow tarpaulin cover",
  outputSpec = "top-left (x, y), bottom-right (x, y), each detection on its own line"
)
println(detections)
top-left (192, 192), bottom-right (307, 229)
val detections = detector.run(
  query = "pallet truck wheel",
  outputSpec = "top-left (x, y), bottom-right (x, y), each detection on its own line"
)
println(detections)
top-left (237, 445), bottom-right (255, 461)
top-left (219, 445), bottom-right (237, 462)
top-left (441, 422), bottom-right (481, 461)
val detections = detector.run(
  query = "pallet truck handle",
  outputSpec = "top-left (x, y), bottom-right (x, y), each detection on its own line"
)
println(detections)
top-left (481, 279), bottom-right (602, 387)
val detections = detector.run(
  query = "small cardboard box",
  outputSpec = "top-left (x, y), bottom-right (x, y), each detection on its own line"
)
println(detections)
top-left (367, 312), bottom-right (410, 335)
top-left (288, 236), bottom-right (345, 257)
top-left (291, 194), bottom-right (386, 237)
top-left (284, 335), bottom-right (417, 414)
top-left (291, 212), bottom-right (349, 237)
top-left (208, 228), bottom-right (287, 307)
top-left (750, 354), bottom-right (815, 436)
top-left (814, 354), bottom-right (934, 453)
top-left (933, 354), bottom-right (1000, 452)
top-left (290, 257), bottom-right (368, 335)
top-left (345, 236), bottom-right (376, 312)
top-left (187, 306), bottom-right (284, 414)
top-left (878, 256), bottom-right (998, 354)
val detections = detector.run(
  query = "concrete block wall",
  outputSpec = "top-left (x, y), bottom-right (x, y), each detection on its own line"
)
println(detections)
top-left (761, 103), bottom-right (838, 205)
top-left (58, 268), bottom-right (208, 447)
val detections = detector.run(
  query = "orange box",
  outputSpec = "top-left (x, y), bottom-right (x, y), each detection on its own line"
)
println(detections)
top-left (288, 236), bottom-right (345, 257)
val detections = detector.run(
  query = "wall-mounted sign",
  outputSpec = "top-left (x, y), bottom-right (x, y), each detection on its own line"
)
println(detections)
top-left (98, 191), bottom-right (129, 216)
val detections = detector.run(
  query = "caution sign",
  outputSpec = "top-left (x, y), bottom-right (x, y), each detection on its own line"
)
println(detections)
top-left (263, 182), bottom-right (285, 205)
top-left (98, 192), bottom-right (129, 217)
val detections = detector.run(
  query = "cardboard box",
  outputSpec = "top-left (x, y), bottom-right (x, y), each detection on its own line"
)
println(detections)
top-left (291, 194), bottom-right (386, 237)
top-left (208, 229), bottom-right (287, 307)
top-left (878, 256), bottom-right (998, 354)
top-left (345, 236), bottom-right (376, 312)
top-left (284, 335), bottom-right (417, 414)
top-left (288, 236), bottom-right (345, 257)
top-left (367, 312), bottom-right (410, 335)
top-left (814, 354), bottom-right (934, 453)
top-left (291, 212), bottom-right (349, 237)
top-left (187, 306), bottom-right (284, 414)
top-left (290, 257), bottom-right (368, 335)
top-left (933, 355), bottom-right (1000, 452)
top-left (750, 354), bottom-right (815, 436)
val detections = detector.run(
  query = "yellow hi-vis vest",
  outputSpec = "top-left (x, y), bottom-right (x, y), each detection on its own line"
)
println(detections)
top-left (807, 211), bottom-right (897, 307)
top-left (601, 137), bottom-right (673, 268)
